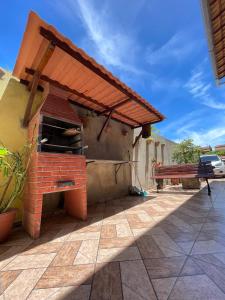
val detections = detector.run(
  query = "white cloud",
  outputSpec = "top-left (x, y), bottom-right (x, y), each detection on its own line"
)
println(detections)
top-left (146, 32), bottom-right (195, 65)
top-left (70, 0), bottom-right (143, 74)
top-left (162, 109), bottom-right (225, 146)
top-left (183, 127), bottom-right (225, 146)
top-left (161, 110), bottom-right (204, 135)
top-left (185, 66), bottom-right (225, 109)
top-left (150, 76), bottom-right (182, 92)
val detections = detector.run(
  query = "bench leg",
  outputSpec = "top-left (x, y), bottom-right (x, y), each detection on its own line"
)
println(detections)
top-left (205, 178), bottom-right (211, 196)
top-left (156, 179), bottom-right (163, 193)
top-left (156, 182), bottom-right (160, 193)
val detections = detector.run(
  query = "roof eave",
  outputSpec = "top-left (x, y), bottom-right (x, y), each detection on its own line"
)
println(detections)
top-left (201, 0), bottom-right (221, 85)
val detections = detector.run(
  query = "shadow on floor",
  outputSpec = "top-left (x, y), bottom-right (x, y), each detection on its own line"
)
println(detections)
top-left (1, 179), bottom-right (225, 299)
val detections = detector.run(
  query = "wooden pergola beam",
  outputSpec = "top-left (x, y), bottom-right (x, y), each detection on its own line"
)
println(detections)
top-left (98, 98), bottom-right (131, 115)
top-left (67, 99), bottom-right (135, 128)
top-left (132, 120), bottom-right (162, 129)
top-left (23, 71), bottom-right (40, 127)
top-left (132, 130), bottom-right (142, 148)
top-left (23, 42), bottom-right (55, 127)
top-left (97, 110), bottom-right (113, 141)
top-left (25, 68), bottom-right (140, 127)
top-left (39, 26), bottom-right (164, 122)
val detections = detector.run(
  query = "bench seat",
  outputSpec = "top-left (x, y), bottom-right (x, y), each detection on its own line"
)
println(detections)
top-left (151, 162), bottom-right (214, 195)
top-left (153, 174), bottom-right (215, 179)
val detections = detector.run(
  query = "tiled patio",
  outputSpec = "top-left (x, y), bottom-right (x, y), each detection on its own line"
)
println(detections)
top-left (1, 180), bottom-right (225, 299)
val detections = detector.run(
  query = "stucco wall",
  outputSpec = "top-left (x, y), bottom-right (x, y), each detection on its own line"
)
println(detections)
top-left (71, 104), bottom-right (133, 205)
top-left (0, 71), bottom-right (43, 218)
top-left (132, 129), bottom-right (176, 190)
top-left (86, 163), bottom-right (131, 205)
top-left (71, 104), bottom-right (133, 160)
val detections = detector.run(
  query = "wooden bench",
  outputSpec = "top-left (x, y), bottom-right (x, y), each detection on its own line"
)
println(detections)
top-left (151, 162), bottom-right (214, 196)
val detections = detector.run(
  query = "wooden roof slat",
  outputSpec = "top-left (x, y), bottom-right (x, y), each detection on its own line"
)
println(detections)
top-left (39, 26), bottom-right (163, 120)
top-left (26, 68), bottom-right (140, 126)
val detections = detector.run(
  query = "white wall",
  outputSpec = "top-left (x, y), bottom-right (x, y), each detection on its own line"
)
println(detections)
top-left (132, 129), bottom-right (176, 190)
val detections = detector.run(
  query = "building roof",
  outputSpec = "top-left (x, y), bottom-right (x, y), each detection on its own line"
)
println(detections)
top-left (13, 11), bottom-right (165, 128)
top-left (201, 0), bottom-right (225, 84)
top-left (200, 145), bottom-right (212, 151)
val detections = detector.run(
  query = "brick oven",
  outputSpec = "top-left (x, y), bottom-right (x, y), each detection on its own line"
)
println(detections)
top-left (23, 94), bottom-right (87, 239)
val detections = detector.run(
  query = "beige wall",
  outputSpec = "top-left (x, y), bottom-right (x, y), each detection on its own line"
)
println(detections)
top-left (132, 129), bottom-right (176, 190)
top-left (71, 104), bottom-right (133, 205)
top-left (0, 70), bottom-right (43, 218)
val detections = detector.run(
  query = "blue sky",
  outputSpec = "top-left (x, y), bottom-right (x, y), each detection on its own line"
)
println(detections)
top-left (1, 0), bottom-right (225, 146)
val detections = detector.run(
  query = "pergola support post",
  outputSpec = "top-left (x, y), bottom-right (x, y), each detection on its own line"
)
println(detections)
top-left (97, 110), bottom-right (113, 141)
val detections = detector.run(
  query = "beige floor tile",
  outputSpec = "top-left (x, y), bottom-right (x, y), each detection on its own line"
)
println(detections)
top-left (49, 226), bottom-right (76, 243)
top-left (102, 218), bottom-right (128, 225)
top-left (144, 256), bottom-right (186, 278)
top-left (3, 253), bottom-right (56, 271)
top-left (3, 231), bottom-right (32, 247)
top-left (136, 235), bottom-right (165, 259)
top-left (177, 241), bottom-right (195, 254)
top-left (99, 237), bottom-right (135, 249)
top-left (169, 274), bottom-right (225, 300)
top-left (75, 225), bottom-right (101, 233)
top-left (27, 285), bottom-right (91, 300)
top-left (120, 260), bottom-right (157, 300)
top-left (100, 224), bottom-right (117, 238)
top-left (0, 270), bottom-right (21, 294)
top-left (191, 240), bottom-right (225, 254)
top-left (137, 211), bottom-right (153, 222)
top-left (90, 262), bottom-right (123, 299)
top-left (97, 246), bottom-right (141, 263)
top-left (152, 233), bottom-right (184, 257)
top-left (51, 241), bottom-right (81, 266)
top-left (167, 215), bottom-right (196, 233)
top-left (67, 231), bottom-right (100, 241)
top-left (0, 245), bottom-right (29, 270)
top-left (116, 223), bottom-right (132, 237)
top-left (180, 257), bottom-right (204, 276)
top-left (22, 242), bottom-right (63, 255)
top-left (27, 287), bottom-right (60, 299)
top-left (74, 239), bottom-right (99, 264)
top-left (132, 226), bottom-right (165, 237)
top-left (152, 277), bottom-right (177, 300)
top-left (36, 265), bottom-right (94, 288)
top-left (192, 255), bottom-right (225, 293)
top-left (3, 268), bottom-right (45, 300)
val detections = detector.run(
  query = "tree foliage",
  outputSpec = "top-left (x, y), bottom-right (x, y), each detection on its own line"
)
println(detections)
top-left (172, 139), bottom-right (201, 164)
top-left (204, 150), bottom-right (225, 156)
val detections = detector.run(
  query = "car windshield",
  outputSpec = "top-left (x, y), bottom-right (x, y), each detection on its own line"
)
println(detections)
top-left (200, 155), bottom-right (220, 162)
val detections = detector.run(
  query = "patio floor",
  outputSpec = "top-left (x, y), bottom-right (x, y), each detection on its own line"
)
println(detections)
top-left (1, 180), bottom-right (225, 299)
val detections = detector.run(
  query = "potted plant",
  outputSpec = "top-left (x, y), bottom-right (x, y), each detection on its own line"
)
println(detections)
top-left (172, 139), bottom-right (201, 189)
top-left (0, 143), bottom-right (32, 242)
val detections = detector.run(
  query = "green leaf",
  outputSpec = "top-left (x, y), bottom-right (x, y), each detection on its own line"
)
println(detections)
top-left (0, 148), bottom-right (9, 157)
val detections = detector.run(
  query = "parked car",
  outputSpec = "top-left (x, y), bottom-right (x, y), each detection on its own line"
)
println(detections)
top-left (200, 154), bottom-right (225, 176)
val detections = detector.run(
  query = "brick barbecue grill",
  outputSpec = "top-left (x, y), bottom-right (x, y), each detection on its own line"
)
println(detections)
top-left (23, 94), bottom-right (87, 239)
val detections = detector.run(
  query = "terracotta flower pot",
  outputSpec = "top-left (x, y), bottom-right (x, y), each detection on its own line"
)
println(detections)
top-left (0, 208), bottom-right (17, 242)
top-left (171, 178), bottom-right (180, 185)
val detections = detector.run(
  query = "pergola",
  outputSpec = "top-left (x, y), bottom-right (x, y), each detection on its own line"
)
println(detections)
top-left (202, 0), bottom-right (225, 84)
top-left (13, 11), bottom-right (164, 130)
